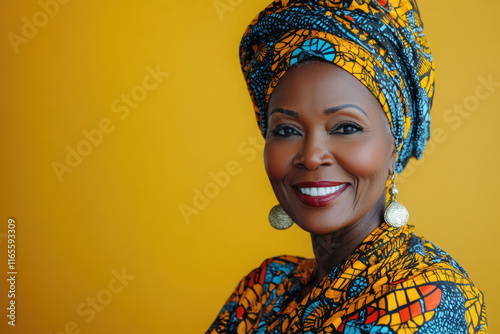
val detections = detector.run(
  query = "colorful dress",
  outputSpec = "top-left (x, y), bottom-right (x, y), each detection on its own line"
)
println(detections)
top-left (206, 223), bottom-right (487, 333)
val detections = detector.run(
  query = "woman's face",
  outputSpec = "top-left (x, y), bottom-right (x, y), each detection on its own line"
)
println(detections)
top-left (264, 61), bottom-right (397, 234)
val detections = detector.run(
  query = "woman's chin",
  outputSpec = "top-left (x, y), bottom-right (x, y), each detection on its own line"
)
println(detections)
top-left (292, 218), bottom-right (352, 235)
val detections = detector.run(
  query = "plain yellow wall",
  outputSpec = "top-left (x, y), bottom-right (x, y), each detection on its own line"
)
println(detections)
top-left (0, 0), bottom-right (497, 333)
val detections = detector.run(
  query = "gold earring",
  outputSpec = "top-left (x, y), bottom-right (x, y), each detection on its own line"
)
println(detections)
top-left (268, 205), bottom-right (294, 230)
top-left (384, 173), bottom-right (409, 228)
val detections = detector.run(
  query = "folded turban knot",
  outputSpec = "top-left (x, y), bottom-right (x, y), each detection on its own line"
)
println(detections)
top-left (239, 0), bottom-right (434, 172)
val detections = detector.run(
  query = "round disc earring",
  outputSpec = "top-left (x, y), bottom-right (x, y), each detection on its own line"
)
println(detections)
top-left (268, 205), bottom-right (294, 230)
top-left (384, 174), bottom-right (409, 228)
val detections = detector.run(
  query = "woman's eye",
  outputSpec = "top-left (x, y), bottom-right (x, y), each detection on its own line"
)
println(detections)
top-left (331, 123), bottom-right (362, 134)
top-left (271, 125), bottom-right (300, 137)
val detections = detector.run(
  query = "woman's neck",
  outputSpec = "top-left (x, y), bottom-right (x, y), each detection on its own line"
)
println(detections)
top-left (309, 196), bottom-right (385, 285)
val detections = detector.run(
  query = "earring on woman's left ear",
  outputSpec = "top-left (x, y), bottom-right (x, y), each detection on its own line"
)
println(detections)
top-left (268, 205), bottom-right (294, 230)
top-left (384, 173), bottom-right (409, 228)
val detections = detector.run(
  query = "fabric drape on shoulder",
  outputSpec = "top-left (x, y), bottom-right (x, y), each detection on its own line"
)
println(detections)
top-left (206, 223), bottom-right (487, 333)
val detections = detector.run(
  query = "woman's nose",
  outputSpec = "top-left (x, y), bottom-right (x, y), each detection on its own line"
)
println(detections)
top-left (293, 134), bottom-right (334, 170)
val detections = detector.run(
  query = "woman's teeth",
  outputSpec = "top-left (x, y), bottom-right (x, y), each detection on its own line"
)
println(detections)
top-left (298, 184), bottom-right (346, 197)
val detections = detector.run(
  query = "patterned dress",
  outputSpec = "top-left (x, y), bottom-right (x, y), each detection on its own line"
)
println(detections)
top-left (206, 223), bottom-right (487, 333)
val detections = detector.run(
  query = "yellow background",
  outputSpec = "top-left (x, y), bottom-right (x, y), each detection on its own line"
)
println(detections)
top-left (0, 0), bottom-right (498, 333)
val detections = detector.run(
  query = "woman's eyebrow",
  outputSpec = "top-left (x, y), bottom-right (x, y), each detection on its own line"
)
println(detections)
top-left (324, 104), bottom-right (368, 118)
top-left (269, 108), bottom-right (299, 118)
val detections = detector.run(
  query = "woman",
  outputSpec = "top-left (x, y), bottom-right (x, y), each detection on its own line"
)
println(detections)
top-left (207, 0), bottom-right (487, 332)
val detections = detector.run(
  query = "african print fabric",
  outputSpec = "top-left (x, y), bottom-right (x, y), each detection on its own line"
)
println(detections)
top-left (239, 0), bottom-right (434, 173)
top-left (206, 223), bottom-right (487, 333)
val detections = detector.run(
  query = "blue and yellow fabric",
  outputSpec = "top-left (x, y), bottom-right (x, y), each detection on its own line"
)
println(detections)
top-left (206, 223), bottom-right (487, 333)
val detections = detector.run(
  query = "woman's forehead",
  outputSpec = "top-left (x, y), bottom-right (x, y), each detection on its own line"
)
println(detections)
top-left (268, 62), bottom-right (380, 115)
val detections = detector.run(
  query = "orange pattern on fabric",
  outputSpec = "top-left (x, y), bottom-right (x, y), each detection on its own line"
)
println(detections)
top-left (207, 223), bottom-right (487, 333)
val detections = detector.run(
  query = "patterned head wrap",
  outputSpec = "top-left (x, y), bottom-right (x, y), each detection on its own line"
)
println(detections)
top-left (239, 0), bottom-right (434, 172)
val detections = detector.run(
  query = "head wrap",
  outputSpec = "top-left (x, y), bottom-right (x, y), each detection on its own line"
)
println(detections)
top-left (239, 0), bottom-right (434, 172)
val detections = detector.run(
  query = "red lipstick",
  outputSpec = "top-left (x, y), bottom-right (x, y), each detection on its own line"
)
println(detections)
top-left (292, 181), bottom-right (349, 207)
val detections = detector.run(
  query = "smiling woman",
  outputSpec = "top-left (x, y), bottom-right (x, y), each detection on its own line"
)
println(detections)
top-left (205, 0), bottom-right (487, 333)
top-left (265, 62), bottom-right (395, 238)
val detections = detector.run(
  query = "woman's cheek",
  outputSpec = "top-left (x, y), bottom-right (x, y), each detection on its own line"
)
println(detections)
top-left (334, 140), bottom-right (389, 177)
top-left (264, 142), bottom-right (292, 181)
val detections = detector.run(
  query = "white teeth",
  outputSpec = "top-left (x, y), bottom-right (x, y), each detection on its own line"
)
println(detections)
top-left (298, 184), bottom-right (346, 197)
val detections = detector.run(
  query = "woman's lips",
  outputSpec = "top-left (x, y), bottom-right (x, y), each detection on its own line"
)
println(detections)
top-left (292, 181), bottom-right (349, 207)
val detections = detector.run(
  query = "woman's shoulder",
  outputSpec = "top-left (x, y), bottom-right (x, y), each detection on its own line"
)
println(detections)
top-left (403, 232), bottom-right (472, 280)
top-left (252, 254), bottom-right (305, 270)
top-left (365, 225), bottom-right (475, 288)
top-left (333, 228), bottom-right (488, 332)
top-left (383, 230), bottom-right (482, 294)
top-left (239, 255), bottom-right (313, 288)
top-left (220, 255), bottom-right (311, 314)
top-left (378, 232), bottom-right (488, 331)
